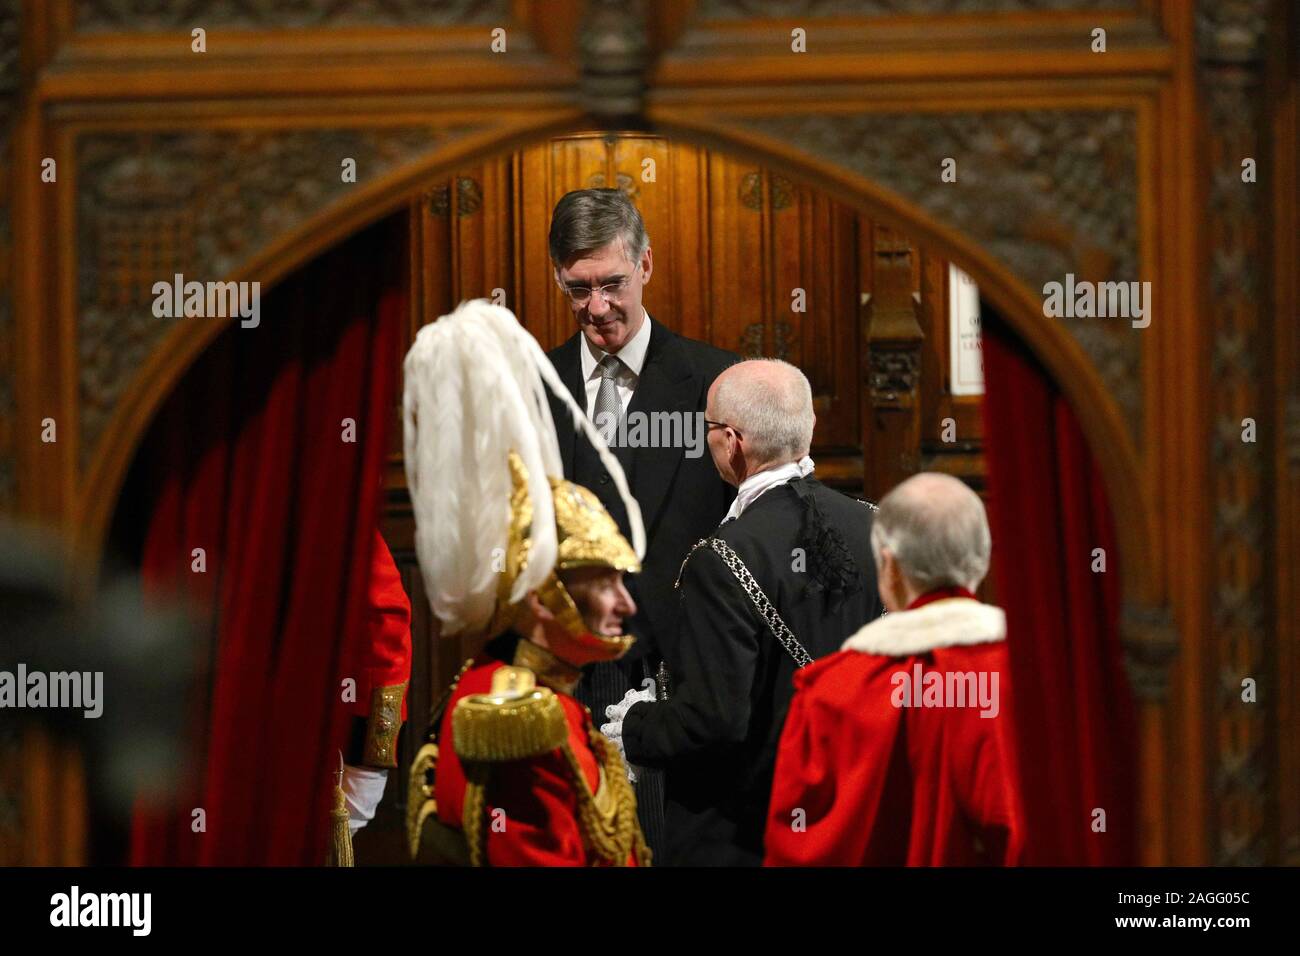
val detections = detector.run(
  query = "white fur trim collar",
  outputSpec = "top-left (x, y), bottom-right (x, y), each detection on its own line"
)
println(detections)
top-left (842, 599), bottom-right (1006, 656)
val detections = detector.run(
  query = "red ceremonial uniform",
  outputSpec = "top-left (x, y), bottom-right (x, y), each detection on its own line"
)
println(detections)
top-left (434, 640), bottom-right (640, 867)
top-left (765, 590), bottom-right (1025, 866)
top-left (346, 531), bottom-right (412, 767)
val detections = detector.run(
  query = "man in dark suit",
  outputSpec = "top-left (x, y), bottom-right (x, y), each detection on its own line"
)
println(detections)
top-left (544, 188), bottom-right (737, 858)
top-left (601, 359), bottom-right (886, 865)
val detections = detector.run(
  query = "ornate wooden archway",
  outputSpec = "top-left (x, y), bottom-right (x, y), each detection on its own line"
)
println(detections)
top-left (0, 0), bottom-right (1293, 866)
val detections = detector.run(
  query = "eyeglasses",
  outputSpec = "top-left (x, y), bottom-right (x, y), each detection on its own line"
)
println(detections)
top-left (557, 264), bottom-right (640, 305)
top-left (704, 418), bottom-right (743, 439)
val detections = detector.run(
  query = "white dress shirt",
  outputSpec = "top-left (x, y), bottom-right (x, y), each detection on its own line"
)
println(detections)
top-left (722, 455), bottom-right (816, 523)
top-left (580, 310), bottom-right (653, 418)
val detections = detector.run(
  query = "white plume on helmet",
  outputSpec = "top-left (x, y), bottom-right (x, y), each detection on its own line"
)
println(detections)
top-left (402, 299), bottom-right (644, 636)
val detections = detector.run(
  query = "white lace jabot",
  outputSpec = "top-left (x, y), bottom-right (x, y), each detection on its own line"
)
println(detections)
top-left (722, 456), bottom-right (814, 523)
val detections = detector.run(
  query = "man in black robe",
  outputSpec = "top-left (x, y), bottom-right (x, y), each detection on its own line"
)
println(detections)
top-left (602, 358), bottom-right (885, 866)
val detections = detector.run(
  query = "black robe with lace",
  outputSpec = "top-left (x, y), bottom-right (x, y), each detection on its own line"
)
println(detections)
top-left (621, 476), bottom-right (885, 866)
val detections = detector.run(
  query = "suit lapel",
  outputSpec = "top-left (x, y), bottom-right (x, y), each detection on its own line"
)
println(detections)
top-left (553, 322), bottom-right (700, 535)
top-left (624, 321), bottom-right (698, 533)
top-left (550, 334), bottom-right (586, 477)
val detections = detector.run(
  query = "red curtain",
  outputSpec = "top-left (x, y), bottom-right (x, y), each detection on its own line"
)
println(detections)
top-left (124, 216), bottom-right (406, 865)
top-left (981, 315), bottom-right (1138, 865)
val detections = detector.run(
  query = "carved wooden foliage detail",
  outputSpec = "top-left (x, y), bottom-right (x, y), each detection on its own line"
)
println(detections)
top-left (736, 110), bottom-right (1142, 432)
top-left (738, 319), bottom-right (795, 360)
top-left (868, 348), bottom-right (921, 408)
top-left (586, 171), bottom-right (639, 201)
top-left (1120, 602), bottom-right (1180, 702)
top-left (579, 0), bottom-right (650, 121)
top-left (696, 0), bottom-right (1139, 16)
top-left (73, 0), bottom-right (509, 31)
top-left (75, 126), bottom-right (474, 467)
top-left (1195, 0), bottom-right (1271, 63)
top-left (1197, 0), bottom-right (1273, 868)
top-left (428, 176), bottom-right (484, 217)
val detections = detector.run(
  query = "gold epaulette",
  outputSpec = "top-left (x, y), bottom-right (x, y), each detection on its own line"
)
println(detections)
top-left (451, 666), bottom-right (568, 762)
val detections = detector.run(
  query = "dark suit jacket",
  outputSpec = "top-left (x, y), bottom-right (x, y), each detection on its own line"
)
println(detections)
top-left (547, 319), bottom-right (737, 677)
top-left (621, 477), bottom-right (886, 866)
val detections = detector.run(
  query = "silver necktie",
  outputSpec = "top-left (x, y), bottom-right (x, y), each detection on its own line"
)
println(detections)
top-left (592, 354), bottom-right (624, 442)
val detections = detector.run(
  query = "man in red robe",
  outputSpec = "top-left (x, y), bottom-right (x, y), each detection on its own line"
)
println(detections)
top-left (765, 472), bottom-right (1025, 866)
top-left (339, 530), bottom-right (412, 834)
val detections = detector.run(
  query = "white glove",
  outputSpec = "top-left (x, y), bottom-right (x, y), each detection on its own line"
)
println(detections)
top-left (600, 681), bottom-right (656, 784)
top-left (341, 765), bottom-right (388, 834)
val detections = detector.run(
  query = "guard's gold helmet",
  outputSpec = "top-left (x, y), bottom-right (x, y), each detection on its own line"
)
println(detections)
top-left (482, 452), bottom-right (639, 660)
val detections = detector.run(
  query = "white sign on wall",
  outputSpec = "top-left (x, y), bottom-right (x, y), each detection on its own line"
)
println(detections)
top-left (948, 263), bottom-right (984, 396)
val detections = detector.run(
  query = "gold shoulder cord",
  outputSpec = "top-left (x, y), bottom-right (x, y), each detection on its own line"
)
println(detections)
top-left (407, 658), bottom-right (476, 861)
top-left (561, 723), bottom-right (652, 867)
top-left (459, 675), bottom-right (652, 867)
top-left (462, 762), bottom-right (492, 867)
top-left (459, 666), bottom-right (568, 866)
top-left (464, 728), bottom-right (651, 867)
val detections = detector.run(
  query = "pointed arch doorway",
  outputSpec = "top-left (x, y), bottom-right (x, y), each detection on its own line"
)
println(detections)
top-left (105, 125), bottom-right (1148, 866)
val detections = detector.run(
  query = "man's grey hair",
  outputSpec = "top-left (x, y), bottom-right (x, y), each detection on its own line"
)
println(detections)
top-left (869, 472), bottom-right (992, 592)
top-left (712, 359), bottom-right (814, 467)
top-left (548, 188), bottom-right (649, 266)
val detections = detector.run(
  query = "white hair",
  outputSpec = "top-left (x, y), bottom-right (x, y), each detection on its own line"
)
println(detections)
top-left (869, 473), bottom-right (991, 592)
top-left (711, 359), bottom-right (814, 467)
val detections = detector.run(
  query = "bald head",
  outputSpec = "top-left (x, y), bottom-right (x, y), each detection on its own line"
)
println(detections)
top-left (871, 472), bottom-right (991, 601)
top-left (707, 360), bottom-right (814, 477)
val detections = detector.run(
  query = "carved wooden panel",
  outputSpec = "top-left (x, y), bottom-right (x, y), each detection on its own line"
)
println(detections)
top-left (696, 0), bottom-right (1140, 14)
top-left (867, 350), bottom-right (921, 406)
top-left (72, 0), bottom-right (511, 32)
top-left (424, 164), bottom-right (511, 305)
top-left (703, 150), bottom-right (767, 362)
top-left (609, 134), bottom-right (709, 345)
top-left (769, 169), bottom-right (861, 454)
top-left (706, 158), bottom-right (868, 459)
top-left (394, 155), bottom-right (517, 495)
top-left (74, 125), bottom-right (473, 469)
top-left (1196, 0), bottom-right (1274, 867)
top-left (863, 221), bottom-right (925, 495)
top-left (732, 110), bottom-right (1143, 436)
top-left (918, 249), bottom-right (983, 452)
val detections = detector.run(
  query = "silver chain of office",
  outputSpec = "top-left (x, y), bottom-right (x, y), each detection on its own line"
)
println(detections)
top-left (678, 537), bottom-right (813, 668)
